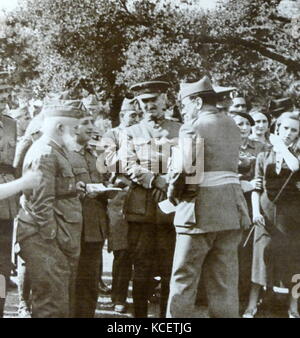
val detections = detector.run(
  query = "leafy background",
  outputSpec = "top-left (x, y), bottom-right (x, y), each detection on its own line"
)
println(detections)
top-left (0, 0), bottom-right (299, 121)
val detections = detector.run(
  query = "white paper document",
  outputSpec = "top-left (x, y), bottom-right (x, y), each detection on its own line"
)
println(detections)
top-left (86, 183), bottom-right (123, 193)
top-left (158, 199), bottom-right (177, 214)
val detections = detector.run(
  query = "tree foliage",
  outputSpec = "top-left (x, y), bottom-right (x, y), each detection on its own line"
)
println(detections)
top-left (0, 0), bottom-right (299, 112)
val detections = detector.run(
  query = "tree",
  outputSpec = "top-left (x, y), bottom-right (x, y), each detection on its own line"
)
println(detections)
top-left (0, 0), bottom-right (299, 114)
top-left (116, 0), bottom-right (300, 105)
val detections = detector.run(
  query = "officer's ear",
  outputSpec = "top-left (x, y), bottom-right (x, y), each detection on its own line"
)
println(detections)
top-left (135, 98), bottom-right (147, 115)
top-left (195, 97), bottom-right (203, 110)
top-left (56, 122), bottom-right (64, 135)
top-left (134, 99), bottom-right (142, 111)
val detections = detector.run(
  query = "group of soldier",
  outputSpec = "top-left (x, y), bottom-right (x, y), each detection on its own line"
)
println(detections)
top-left (0, 67), bottom-right (299, 318)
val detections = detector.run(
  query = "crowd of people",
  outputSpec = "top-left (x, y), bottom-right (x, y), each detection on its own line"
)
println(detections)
top-left (0, 69), bottom-right (300, 318)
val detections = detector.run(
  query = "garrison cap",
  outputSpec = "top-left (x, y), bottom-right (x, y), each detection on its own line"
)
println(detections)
top-left (130, 81), bottom-right (170, 100)
top-left (32, 99), bottom-right (43, 108)
top-left (25, 113), bottom-right (44, 137)
top-left (42, 91), bottom-right (88, 119)
top-left (8, 106), bottom-right (30, 119)
top-left (82, 94), bottom-right (100, 109)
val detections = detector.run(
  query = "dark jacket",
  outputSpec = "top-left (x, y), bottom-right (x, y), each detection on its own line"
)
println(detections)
top-left (68, 146), bottom-right (108, 243)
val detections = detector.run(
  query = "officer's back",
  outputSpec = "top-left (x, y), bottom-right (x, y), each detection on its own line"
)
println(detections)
top-left (190, 108), bottom-right (241, 172)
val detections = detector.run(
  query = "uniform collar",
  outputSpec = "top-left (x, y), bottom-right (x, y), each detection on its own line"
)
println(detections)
top-left (74, 143), bottom-right (92, 155)
top-left (47, 137), bottom-right (68, 159)
top-left (199, 104), bottom-right (219, 114)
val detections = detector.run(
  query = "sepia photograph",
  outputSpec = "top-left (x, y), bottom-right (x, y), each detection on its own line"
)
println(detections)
top-left (0, 0), bottom-right (300, 326)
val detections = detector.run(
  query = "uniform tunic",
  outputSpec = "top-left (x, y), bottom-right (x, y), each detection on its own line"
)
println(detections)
top-left (101, 126), bottom-right (130, 252)
top-left (167, 106), bottom-right (250, 318)
top-left (122, 117), bottom-right (181, 318)
top-left (68, 145), bottom-right (108, 318)
top-left (68, 146), bottom-right (107, 243)
top-left (101, 126), bottom-right (132, 305)
top-left (16, 136), bottom-right (82, 318)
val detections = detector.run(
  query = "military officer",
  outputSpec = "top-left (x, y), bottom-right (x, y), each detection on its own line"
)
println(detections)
top-left (166, 76), bottom-right (251, 318)
top-left (121, 80), bottom-right (181, 318)
top-left (16, 94), bottom-right (85, 318)
top-left (0, 71), bottom-right (18, 317)
top-left (101, 97), bottom-right (140, 313)
top-left (68, 111), bottom-right (109, 318)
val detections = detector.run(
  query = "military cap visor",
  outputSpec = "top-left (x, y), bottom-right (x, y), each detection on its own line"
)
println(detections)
top-left (130, 81), bottom-right (169, 95)
top-left (136, 93), bottom-right (159, 101)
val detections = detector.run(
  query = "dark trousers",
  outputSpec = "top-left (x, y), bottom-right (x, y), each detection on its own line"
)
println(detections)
top-left (238, 229), bottom-right (253, 301)
top-left (99, 241), bottom-right (104, 282)
top-left (0, 219), bottom-right (14, 317)
top-left (128, 221), bottom-right (175, 318)
top-left (111, 249), bottom-right (132, 305)
top-left (19, 233), bottom-right (78, 318)
top-left (75, 241), bottom-right (102, 318)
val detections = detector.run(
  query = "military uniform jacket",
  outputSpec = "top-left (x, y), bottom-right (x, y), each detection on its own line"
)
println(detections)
top-left (17, 136), bottom-right (83, 258)
top-left (13, 135), bottom-right (34, 178)
top-left (173, 106), bottom-right (251, 234)
top-left (68, 146), bottom-right (108, 243)
top-left (123, 118), bottom-right (181, 224)
top-left (101, 126), bottom-right (127, 173)
top-left (101, 126), bottom-right (130, 251)
top-left (0, 114), bottom-right (18, 220)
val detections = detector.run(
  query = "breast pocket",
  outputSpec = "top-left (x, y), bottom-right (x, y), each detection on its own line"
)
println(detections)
top-left (56, 170), bottom-right (76, 196)
top-left (133, 139), bottom-right (152, 160)
top-left (3, 139), bottom-right (16, 165)
top-left (72, 167), bottom-right (89, 183)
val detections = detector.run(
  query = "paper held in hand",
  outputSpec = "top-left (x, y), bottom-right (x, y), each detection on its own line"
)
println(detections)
top-left (86, 183), bottom-right (123, 193)
top-left (158, 199), bottom-right (177, 214)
